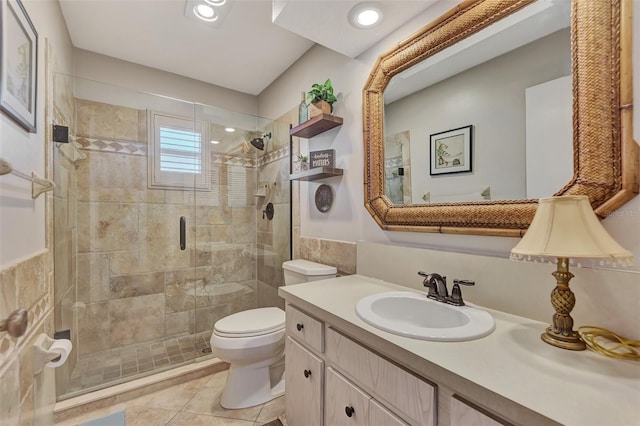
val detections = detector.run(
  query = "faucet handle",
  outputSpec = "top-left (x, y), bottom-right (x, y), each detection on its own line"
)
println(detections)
top-left (449, 279), bottom-right (475, 306)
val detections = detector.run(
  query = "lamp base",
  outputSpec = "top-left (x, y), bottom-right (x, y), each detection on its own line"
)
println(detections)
top-left (541, 328), bottom-right (586, 351)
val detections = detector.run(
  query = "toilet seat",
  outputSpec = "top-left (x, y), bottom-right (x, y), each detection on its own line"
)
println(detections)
top-left (214, 307), bottom-right (285, 338)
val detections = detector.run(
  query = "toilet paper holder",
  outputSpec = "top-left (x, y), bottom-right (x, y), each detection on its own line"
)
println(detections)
top-left (33, 334), bottom-right (66, 375)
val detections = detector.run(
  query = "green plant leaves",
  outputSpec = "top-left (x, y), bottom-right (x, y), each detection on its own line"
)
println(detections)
top-left (307, 79), bottom-right (337, 104)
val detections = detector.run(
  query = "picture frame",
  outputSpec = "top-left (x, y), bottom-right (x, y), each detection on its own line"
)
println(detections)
top-left (1, 0), bottom-right (38, 133)
top-left (430, 125), bottom-right (472, 175)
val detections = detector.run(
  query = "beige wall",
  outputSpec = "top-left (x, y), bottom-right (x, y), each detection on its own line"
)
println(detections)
top-left (73, 49), bottom-right (258, 117)
top-left (258, 1), bottom-right (640, 339)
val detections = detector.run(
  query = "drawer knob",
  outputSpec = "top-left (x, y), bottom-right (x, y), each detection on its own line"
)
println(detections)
top-left (345, 406), bottom-right (355, 418)
top-left (296, 323), bottom-right (304, 331)
top-left (303, 369), bottom-right (312, 378)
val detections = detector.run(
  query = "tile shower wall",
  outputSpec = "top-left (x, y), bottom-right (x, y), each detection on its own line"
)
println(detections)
top-left (64, 98), bottom-right (258, 394)
top-left (255, 119), bottom-right (293, 309)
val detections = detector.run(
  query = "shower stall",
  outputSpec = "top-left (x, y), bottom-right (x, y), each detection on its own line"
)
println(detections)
top-left (52, 74), bottom-right (291, 400)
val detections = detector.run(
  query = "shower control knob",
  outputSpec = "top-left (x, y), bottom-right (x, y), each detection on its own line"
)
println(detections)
top-left (296, 323), bottom-right (304, 331)
top-left (345, 406), bottom-right (355, 417)
top-left (303, 369), bottom-right (311, 378)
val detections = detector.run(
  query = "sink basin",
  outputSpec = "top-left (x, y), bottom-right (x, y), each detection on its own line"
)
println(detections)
top-left (355, 291), bottom-right (495, 341)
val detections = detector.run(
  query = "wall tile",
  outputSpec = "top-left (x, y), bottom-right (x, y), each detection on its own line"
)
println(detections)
top-left (109, 294), bottom-right (165, 348)
top-left (320, 239), bottom-right (357, 275)
top-left (110, 271), bottom-right (164, 299)
top-left (77, 253), bottom-right (110, 302)
top-left (17, 254), bottom-right (47, 311)
top-left (77, 202), bottom-right (139, 252)
top-left (165, 311), bottom-right (195, 337)
top-left (0, 358), bottom-right (20, 424)
top-left (0, 265), bottom-right (18, 319)
top-left (231, 208), bottom-right (256, 243)
top-left (256, 281), bottom-right (284, 310)
top-left (210, 244), bottom-right (255, 282)
top-left (77, 301), bottom-right (110, 355)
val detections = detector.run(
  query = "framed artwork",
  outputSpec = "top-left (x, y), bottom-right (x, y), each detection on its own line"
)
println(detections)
top-left (1, 0), bottom-right (38, 133)
top-left (430, 125), bottom-right (472, 175)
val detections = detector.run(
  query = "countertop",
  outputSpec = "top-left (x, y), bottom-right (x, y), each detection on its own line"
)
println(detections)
top-left (278, 275), bottom-right (640, 426)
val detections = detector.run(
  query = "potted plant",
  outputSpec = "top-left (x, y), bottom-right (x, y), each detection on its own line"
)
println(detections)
top-left (297, 154), bottom-right (309, 171)
top-left (307, 79), bottom-right (337, 117)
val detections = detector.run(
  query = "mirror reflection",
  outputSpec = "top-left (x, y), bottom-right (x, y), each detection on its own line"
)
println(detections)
top-left (383, 0), bottom-right (572, 204)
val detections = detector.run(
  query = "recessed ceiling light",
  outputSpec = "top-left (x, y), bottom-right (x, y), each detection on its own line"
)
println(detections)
top-left (210, 140), bottom-right (220, 144)
top-left (224, 127), bottom-right (235, 133)
top-left (184, 0), bottom-right (233, 27)
top-left (348, 2), bottom-right (383, 29)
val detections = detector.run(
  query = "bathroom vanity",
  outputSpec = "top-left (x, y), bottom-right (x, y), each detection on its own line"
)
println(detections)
top-left (279, 275), bottom-right (639, 426)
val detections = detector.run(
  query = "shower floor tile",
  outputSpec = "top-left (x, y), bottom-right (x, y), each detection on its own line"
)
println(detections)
top-left (66, 335), bottom-right (212, 395)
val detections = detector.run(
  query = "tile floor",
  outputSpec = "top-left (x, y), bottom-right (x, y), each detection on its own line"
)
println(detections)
top-left (66, 335), bottom-right (211, 395)
top-left (57, 369), bottom-right (285, 426)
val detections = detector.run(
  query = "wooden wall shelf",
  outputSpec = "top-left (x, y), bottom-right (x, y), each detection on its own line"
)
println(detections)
top-left (290, 114), bottom-right (343, 138)
top-left (290, 167), bottom-right (343, 182)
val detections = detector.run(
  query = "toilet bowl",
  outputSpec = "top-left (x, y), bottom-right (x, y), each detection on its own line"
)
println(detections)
top-left (210, 259), bottom-right (337, 409)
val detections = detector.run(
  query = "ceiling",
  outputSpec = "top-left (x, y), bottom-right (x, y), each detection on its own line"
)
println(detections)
top-left (59, 0), bottom-right (436, 96)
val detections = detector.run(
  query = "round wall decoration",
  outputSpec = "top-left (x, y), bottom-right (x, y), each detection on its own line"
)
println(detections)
top-left (315, 184), bottom-right (333, 212)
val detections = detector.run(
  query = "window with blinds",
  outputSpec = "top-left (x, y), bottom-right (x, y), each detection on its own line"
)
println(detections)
top-left (148, 111), bottom-right (211, 190)
top-left (159, 127), bottom-right (202, 174)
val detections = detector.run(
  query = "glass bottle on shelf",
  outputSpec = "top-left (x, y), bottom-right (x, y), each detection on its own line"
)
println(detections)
top-left (298, 91), bottom-right (308, 124)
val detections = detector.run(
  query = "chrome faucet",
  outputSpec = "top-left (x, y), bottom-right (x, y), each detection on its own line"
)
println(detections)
top-left (418, 272), bottom-right (448, 301)
top-left (418, 272), bottom-right (475, 306)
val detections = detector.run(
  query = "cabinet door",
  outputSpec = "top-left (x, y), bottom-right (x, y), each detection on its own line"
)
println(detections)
top-left (325, 328), bottom-right (436, 425)
top-left (450, 396), bottom-right (507, 426)
top-left (325, 367), bottom-right (371, 426)
top-left (370, 399), bottom-right (409, 426)
top-left (285, 336), bottom-right (324, 426)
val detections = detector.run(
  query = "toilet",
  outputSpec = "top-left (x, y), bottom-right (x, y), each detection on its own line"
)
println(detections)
top-left (210, 259), bottom-right (337, 409)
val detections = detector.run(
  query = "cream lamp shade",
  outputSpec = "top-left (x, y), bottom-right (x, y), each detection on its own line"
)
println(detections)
top-left (511, 196), bottom-right (632, 264)
top-left (510, 195), bottom-right (632, 350)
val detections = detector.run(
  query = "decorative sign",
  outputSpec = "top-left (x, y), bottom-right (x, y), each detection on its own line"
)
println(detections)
top-left (310, 149), bottom-right (335, 168)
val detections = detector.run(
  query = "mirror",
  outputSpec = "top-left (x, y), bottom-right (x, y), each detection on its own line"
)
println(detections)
top-left (363, 0), bottom-right (637, 236)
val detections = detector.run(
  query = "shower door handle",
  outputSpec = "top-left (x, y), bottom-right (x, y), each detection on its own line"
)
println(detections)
top-left (179, 216), bottom-right (186, 250)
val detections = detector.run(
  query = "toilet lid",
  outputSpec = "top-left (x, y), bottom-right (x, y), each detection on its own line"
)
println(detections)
top-left (214, 307), bottom-right (285, 337)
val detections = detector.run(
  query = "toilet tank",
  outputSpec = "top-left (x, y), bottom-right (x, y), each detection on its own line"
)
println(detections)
top-left (282, 259), bottom-right (337, 285)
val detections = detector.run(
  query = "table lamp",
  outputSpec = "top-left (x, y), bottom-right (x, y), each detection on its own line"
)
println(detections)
top-left (510, 196), bottom-right (633, 350)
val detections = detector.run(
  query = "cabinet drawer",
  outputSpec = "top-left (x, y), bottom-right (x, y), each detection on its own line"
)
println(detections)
top-left (326, 328), bottom-right (436, 426)
top-left (370, 399), bottom-right (410, 426)
top-left (451, 396), bottom-right (509, 426)
top-left (285, 337), bottom-right (324, 426)
top-left (286, 304), bottom-right (324, 353)
top-left (325, 367), bottom-right (371, 426)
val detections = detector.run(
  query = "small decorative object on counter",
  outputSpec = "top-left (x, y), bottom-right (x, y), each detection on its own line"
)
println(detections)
top-left (298, 91), bottom-right (308, 124)
top-left (307, 79), bottom-right (337, 118)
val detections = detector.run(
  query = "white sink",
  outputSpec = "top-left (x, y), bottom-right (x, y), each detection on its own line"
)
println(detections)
top-left (355, 291), bottom-right (495, 341)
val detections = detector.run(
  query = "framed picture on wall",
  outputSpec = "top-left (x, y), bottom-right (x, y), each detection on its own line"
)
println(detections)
top-left (430, 125), bottom-right (472, 175)
top-left (1, 0), bottom-right (38, 133)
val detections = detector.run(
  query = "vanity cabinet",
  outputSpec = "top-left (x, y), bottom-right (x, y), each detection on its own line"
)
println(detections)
top-left (285, 336), bottom-right (324, 426)
top-left (450, 396), bottom-right (506, 426)
top-left (285, 303), bottom-right (433, 426)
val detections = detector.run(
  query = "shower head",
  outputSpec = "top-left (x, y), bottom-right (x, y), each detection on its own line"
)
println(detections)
top-left (249, 132), bottom-right (271, 151)
top-left (250, 137), bottom-right (265, 150)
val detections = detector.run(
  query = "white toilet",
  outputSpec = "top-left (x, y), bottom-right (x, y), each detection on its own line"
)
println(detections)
top-left (210, 259), bottom-right (337, 409)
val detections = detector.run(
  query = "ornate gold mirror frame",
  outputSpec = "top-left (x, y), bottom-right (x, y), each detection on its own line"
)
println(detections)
top-left (363, 0), bottom-right (638, 237)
